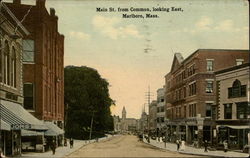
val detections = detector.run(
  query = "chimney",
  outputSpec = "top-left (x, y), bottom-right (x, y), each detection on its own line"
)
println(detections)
top-left (36, 0), bottom-right (46, 7)
top-left (50, 8), bottom-right (55, 16)
top-left (13, 0), bottom-right (21, 4)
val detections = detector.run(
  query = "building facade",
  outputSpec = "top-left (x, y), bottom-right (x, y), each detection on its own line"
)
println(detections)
top-left (215, 63), bottom-right (250, 150)
top-left (156, 88), bottom-right (166, 135)
top-left (0, 1), bottom-right (47, 156)
top-left (165, 49), bottom-right (249, 147)
top-left (7, 0), bottom-right (64, 125)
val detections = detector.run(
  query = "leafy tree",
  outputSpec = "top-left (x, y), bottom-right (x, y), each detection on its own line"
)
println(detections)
top-left (64, 66), bottom-right (114, 139)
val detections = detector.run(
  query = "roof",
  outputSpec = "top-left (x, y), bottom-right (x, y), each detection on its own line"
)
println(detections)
top-left (215, 63), bottom-right (250, 75)
top-left (44, 122), bottom-right (64, 136)
top-left (0, 2), bottom-right (29, 35)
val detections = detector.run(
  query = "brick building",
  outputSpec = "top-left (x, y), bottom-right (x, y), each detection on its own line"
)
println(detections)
top-left (164, 49), bottom-right (249, 147)
top-left (215, 63), bottom-right (250, 150)
top-left (6, 0), bottom-right (64, 126)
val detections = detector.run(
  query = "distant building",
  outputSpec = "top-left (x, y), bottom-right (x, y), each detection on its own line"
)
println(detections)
top-left (156, 87), bottom-right (166, 135)
top-left (215, 63), bottom-right (250, 150)
top-left (139, 111), bottom-right (148, 133)
top-left (148, 100), bottom-right (157, 131)
top-left (165, 49), bottom-right (249, 147)
top-left (114, 107), bottom-right (138, 133)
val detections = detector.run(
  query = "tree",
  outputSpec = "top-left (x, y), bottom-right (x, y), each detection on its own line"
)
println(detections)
top-left (64, 66), bottom-right (114, 139)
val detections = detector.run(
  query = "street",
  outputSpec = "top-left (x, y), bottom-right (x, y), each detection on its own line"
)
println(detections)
top-left (67, 135), bottom-right (201, 157)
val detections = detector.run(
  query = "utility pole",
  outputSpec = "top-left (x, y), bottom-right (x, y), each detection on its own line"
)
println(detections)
top-left (89, 111), bottom-right (94, 141)
top-left (145, 86), bottom-right (153, 113)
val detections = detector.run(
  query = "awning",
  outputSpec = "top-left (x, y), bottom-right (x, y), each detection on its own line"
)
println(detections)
top-left (44, 122), bottom-right (64, 136)
top-left (217, 125), bottom-right (250, 130)
top-left (0, 100), bottom-right (47, 130)
top-left (21, 129), bottom-right (44, 136)
top-left (0, 119), bottom-right (11, 131)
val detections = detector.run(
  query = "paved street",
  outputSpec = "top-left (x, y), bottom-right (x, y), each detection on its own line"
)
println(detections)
top-left (67, 135), bottom-right (199, 157)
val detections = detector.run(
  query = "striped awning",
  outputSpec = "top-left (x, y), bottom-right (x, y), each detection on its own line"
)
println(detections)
top-left (44, 122), bottom-right (64, 136)
top-left (0, 101), bottom-right (47, 130)
top-left (0, 119), bottom-right (11, 131)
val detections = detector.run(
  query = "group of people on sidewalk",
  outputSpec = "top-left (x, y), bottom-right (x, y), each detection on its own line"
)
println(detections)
top-left (51, 138), bottom-right (74, 155)
top-left (176, 139), bottom-right (185, 151)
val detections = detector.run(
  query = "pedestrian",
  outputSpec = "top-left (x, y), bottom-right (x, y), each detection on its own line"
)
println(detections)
top-left (180, 140), bottom-right (185, 151)
top-left (223, 140), bottom-right (228, 152)
top-left (64, 138), bottom-right (67, 146)
top-left (51, 140), bottom-right (56, 155)
top-left (70, 138), bottom-right (74, 148)
top-left (176, 139), bottom-right (180, 151)
top-left (204, 140), bottom-right (208, 152)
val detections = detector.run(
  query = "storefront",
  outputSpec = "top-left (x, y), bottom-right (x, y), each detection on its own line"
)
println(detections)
top-left (217, 125), bottom-right (250, 150)
top-left (0, 101), bottom-right (47, 156)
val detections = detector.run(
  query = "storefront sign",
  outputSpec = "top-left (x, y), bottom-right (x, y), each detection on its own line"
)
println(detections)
top-left (11, 124), bottom-right (31, 130)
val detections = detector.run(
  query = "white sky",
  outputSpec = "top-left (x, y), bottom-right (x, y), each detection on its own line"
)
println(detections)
top-left (4, 0), bottom-right (249, 119)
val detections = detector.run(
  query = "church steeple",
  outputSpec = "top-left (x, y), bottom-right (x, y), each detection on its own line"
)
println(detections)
top-left (122, 106), bottom-right (126, 120)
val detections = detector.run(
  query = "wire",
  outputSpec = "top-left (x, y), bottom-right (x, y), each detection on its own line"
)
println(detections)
top-left (14, 5), bottom-right (33, 34)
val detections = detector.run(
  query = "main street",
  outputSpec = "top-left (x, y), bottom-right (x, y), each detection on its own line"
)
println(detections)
top-left (67, 135), bottom-right (201, 157)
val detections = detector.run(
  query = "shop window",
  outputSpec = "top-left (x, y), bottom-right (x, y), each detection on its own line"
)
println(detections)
top-left (24, 83), bottom-right (35, 110)
top-left (224, 103), bottom-right (232, 119)
top-left (206, 103), bottom-right (212, 117)
top-left (206, 60), bottom-right (213, 71)
top-left (23, 39), bottom-right (35, 62)
top-left (206, 81), bottom-right (213, 93)
top-left (228, 80), bottom-right (246, 98)
top-left (236, 102), bottom-right (250, 119)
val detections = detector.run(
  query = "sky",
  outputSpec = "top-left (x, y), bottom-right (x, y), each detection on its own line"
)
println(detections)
top-left (4, 0), bottom-right (249, 119)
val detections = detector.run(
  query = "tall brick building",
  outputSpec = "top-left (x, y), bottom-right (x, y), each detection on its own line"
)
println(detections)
top-left (164, 49), bottom-right (249, 147)
top-left (6, 0), bottom-right (64, 127)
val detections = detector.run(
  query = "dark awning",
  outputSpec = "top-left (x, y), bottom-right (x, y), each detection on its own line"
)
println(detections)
top-left (0, 101), bottom-right (47, 130)
top-left (44, 122), bottom-right (64, 136)
top-left (21, 129), bottom-right (44, 136)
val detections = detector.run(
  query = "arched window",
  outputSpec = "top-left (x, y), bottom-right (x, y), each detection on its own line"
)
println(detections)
top-left (228, 79), bottom-right (246, 98)
top-left (11, 47), bottom-right (16, 87)
top-left (4, 41), bottom-right (9, 85)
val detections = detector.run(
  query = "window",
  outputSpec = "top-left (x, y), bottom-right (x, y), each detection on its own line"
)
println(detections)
top-left (23, 83), bottom-right (34, 110)
top-left (236, 102), bottom-right (250, 119)
top-left (206, 81), bottom-right (213, 93)
top-left (189, 82), bottom-right (196, 96)
top-left (0, 41), bottom-right (2, 82)
top-left (11, 47), bottom-right (16, 87)
top-left (224, 104), bottom-right (232, 119)
top-left (184, 106), bottom-right (186, 118)
top-left (206, 60), bottom-right (213, 71)
top-left (4, 41), bottom-right (9, 85)
top-left (228, 80), bottom-right (246, 98)
top-left (236, 59), bottom-right (243, 66)
top-left (206, 103), bottom-right (212, 117)
top-left (23, 40), bottom-right (35, 62)
top-left (189, 103), bottom-right (196, 117)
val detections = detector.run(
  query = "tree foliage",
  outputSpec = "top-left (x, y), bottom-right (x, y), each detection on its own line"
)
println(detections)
top-left (64, 66), bottom-right (114, 139)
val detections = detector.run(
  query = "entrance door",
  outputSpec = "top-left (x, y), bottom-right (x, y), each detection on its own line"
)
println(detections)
top-left (5, 131), bottom-right (12, 156)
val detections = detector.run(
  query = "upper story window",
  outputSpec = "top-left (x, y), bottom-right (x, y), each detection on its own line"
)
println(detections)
top-left (206, 81), bottom-right (213, 93)
top-left (23, 83), bottom-right (35, 110)
top-left (189, 82), bottom-right (196, 96)
top-left (228, 79), bottom-right (246, 98)
top-left (236, 102), bottom-right (250, 119)
top-left (236, 59), bottom-right (244, 66)
top-left (206, 103), bottom-right (212, 117)
top-left (206, 59), bottom-right (214, 71)
top-left (187, 65), bottom-right (195, 77)
top-left (224, 103), bottom-right (232, 119)
top-left (0, 41), bottom-right (2, 82)
top-left (23, 39), bottom-right (35, 62)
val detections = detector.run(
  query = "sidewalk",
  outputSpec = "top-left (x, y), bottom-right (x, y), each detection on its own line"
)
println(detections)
top-left (14, 135), bottom-right (116, 158)
top-left (143, 138), bottom-right (249, 157)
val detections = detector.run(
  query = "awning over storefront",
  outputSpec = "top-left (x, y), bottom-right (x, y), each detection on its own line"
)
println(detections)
top-left (44, 122), bottom-right (64, 136)
top-left (21, 129), bottom-right (44, 136)
top-left (0, 101), bottom-right (48, 130)
top-left (0, 119), bottom-right (11, 131)
top-left (217, 125), bottom-right (250, 130)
